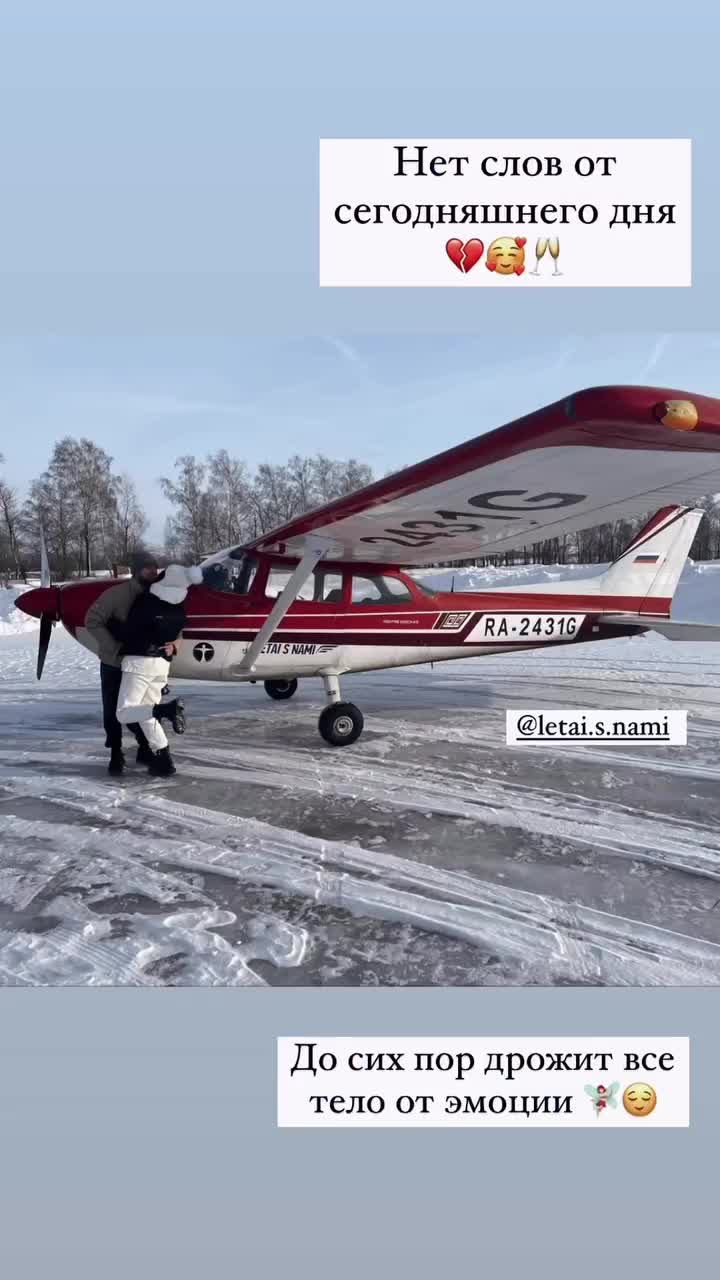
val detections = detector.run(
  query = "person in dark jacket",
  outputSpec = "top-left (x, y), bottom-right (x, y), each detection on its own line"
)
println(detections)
top-left (84, 550), bottom-right (160, 774)
top-left (113, 564), bottom-right (202, 777)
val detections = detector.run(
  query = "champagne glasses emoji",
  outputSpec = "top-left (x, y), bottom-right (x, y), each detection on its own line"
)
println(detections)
top-left (548, 236), bottom-right (562, 276)
top-left (530, 237), bottom-right (548, 275)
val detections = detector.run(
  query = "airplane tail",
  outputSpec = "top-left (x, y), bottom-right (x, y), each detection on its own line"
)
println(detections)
top-left (598, 504), bottom-right (720, 641)
top-left (599, 505), bottom-right (703, 615)
top-left (490, 502), bottom-right (717, 640)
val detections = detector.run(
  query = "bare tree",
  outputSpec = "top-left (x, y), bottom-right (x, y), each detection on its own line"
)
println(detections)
top-left (248, 462), bottom-right (298, 535)
top-left (23, 472), bottom-right (74, 579)
top-left (57, 438), bottom-right (118, 575)
top-left (0, 476), bottom-right (25, 579)
top-left (0, 454), bottom-right (27, 580)
top-left (112, 473), bottom-right (148, 561)
top-left (21, 438), bottom-right (119, 577)
top-left (206, 450), bottom-right (251, 547)
top-left (159, 456), bottom-right (211, 560)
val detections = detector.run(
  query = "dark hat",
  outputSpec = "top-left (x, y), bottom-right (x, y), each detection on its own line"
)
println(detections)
top-left (130, 549), bottom-right (160, 575)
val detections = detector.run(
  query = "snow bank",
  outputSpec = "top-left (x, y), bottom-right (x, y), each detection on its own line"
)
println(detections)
top-left (413, 562), bottom-right (606, 592)
top-left (0, 586), bottom-right (39, 636)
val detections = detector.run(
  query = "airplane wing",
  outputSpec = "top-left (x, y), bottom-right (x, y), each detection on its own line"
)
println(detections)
top-left (246, 385), bottom-right (720, 566)
top-left (603, 617), bottom-right (720, 641)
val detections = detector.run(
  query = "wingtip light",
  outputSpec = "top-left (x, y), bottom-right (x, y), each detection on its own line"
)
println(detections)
top-left (653, 399), bottom-right (699, 432)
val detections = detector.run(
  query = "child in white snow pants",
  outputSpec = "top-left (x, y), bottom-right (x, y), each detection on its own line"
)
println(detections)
top-left (116, 656), bottom-right (173, 752)
top-left (110, 563), bottom-right (203, 775)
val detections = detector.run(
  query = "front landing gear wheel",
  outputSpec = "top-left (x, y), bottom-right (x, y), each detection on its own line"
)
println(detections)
top-left (318, 702), bottom-right (364, 746)
top-left (264, 678), bottom-right (298, 701)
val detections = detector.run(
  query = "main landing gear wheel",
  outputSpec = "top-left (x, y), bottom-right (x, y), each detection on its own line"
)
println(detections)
top-left (264, 678), bottom-right (298, 700)
top-left (318, 701), bottom-right (364, 747)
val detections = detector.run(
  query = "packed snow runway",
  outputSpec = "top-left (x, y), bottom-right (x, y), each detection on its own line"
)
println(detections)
top-left (3, 564), bottom-right (720, 987)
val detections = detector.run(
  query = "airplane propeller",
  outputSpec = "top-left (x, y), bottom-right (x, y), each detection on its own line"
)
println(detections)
top-left (36, 523), bottom-right (54, 680)
top-left (40, 523), bottom-right (50, 589)
top-left (37, 611), bottom-right (54, 680)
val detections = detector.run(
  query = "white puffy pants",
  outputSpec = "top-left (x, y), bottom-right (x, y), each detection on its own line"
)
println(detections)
top-left (116, 656), bottom-right (169, 751)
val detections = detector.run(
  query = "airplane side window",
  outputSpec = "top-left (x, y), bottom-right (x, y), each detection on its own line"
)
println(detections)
top-left (351, 576), bottom-right (383, 604)
top-left (351, 575), bottom-right (412, 605)
top-left (263, 568), bottom-right (345, 603)
top-left (381, 576), bottom-right (413, 601)
top-left (265, 569), bottom-right (315, 602)
top-left (318, 573), bottom-right (343, 603)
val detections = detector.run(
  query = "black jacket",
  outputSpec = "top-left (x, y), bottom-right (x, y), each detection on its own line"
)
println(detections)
top-left (109, 591), bottom-right (186, 661)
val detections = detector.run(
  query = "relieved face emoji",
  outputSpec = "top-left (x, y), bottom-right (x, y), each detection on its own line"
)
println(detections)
top-left (622, 1083), bottom-right (657, 1117)
top-left (486, 236), bottom-right (526, 275)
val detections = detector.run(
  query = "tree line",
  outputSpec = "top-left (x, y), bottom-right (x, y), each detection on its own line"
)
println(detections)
top-left (2, 439), bottom-right (720, 581)
top-left (0, 441), bottom-right (374, 580)
top-left (0, 440), bottom-right (148, 581)
top-left (451, 496), bottom-right (720, 568)
top-left (160, 452), bottom-right (373, 562)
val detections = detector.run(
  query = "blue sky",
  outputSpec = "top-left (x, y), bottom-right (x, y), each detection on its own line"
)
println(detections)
top-left (1, 0), bottom-right (719, 539)
top-left (3, 331), bottom-right (720, 540)
top-left (0, 0), bottom-right (718, 340)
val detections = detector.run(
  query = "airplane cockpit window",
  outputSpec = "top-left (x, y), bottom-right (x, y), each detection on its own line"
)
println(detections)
top-left (351, 575), bottom-right (413, 605)
top-left (202, 551), bottom-right (258, 595)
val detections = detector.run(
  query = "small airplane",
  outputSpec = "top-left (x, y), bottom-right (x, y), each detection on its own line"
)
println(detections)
top-left (16, 384), bottom-right (720, 747)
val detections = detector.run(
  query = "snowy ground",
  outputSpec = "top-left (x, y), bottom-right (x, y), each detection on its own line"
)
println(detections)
top-left (2, 565), bottom-right (720, 987)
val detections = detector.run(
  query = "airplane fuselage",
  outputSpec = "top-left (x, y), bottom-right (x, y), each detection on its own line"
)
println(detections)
top-left (18, 555), bottom-right (656, 684)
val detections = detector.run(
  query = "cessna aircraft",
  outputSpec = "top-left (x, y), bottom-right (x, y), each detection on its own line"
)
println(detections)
top-left (16, 384), bottom-right (720, 746)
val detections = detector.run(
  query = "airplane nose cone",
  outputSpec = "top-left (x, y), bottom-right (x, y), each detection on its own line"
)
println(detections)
top-left (15, 586), bottom-right (60, 619)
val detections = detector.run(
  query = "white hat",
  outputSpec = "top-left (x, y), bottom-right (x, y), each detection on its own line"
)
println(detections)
top-left (150, 564), bottom-right (203, 605)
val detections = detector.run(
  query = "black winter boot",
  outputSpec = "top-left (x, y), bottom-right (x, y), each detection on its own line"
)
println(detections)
top-left (136, 742), bottom-right (155, 766)
top-left (108, 749), bottom-right (125, 775)
top-left (153, 698), bottom-right (186, 735)
top-left (148, 747), bottom-right (176, 777)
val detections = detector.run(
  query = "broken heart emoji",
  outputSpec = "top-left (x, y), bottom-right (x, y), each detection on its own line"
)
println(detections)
top-left (446, 238), bottom-right (484, 274)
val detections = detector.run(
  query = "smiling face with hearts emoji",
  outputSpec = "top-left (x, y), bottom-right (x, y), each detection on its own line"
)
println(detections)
top-left (486, 236), bottom-right (526, 275)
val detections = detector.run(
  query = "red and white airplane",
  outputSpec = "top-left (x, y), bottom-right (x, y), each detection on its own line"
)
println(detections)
top-left (16, 384), bottom-right (720, 746)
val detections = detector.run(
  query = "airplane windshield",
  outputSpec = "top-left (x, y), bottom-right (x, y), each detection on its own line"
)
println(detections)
top-left (202, 551), bottom-right (258, 595)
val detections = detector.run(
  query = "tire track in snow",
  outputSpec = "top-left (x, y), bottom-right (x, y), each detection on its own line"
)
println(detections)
top-left (161, 742), bottom-right (720, 882)
top-left (0, 808), bottom-right (308, 985)
top-left (2, 768), bottom-right (720, 985)
top-left (364, 716), bottom-right (720, 781)
top-left (4, 737), bottom-right (720, 881)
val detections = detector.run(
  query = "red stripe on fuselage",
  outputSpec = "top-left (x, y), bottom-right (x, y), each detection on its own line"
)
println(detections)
top-left (57, 577), bottom-right (672, 635)
top-left (181, 596), bottom-right (670, 632)
top-left (181, 623), bottom-right (645, 648)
